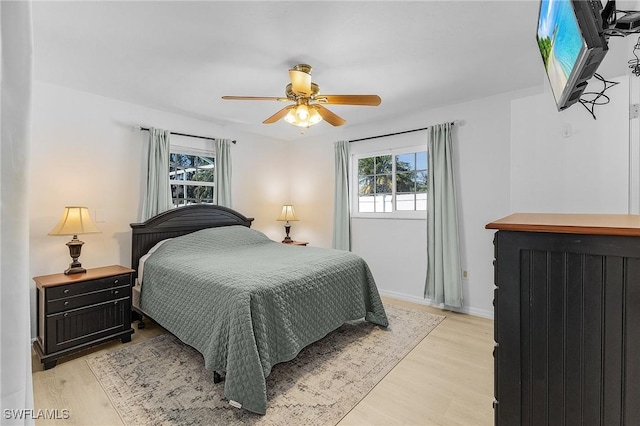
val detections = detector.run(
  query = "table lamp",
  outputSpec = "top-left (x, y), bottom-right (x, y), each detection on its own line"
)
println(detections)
top-left (49, 206), bottom-right (101, 274)
top-left (277, 205), bottom-right (299, 243)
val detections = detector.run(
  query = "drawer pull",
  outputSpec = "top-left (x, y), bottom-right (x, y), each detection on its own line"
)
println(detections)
top-left (114, 279), bottom-right (119, 284)
top-left (63, 313), bottom-right (69, 317)
top-left (63, 289), bottom-right (70, 294)
top-left (64, 301), bottom-right (69, 306)
top-left (114, 301), bottom-right (118, 305)
top-left (113, 290), bottom-right (119, 295)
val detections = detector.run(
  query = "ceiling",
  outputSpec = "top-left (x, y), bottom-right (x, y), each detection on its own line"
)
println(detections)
top-left (32, 1), bottom-right (545, 141)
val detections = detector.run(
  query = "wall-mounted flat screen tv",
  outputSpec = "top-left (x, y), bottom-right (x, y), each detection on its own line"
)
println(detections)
top-left (536, 0), bottom-right (609, 111)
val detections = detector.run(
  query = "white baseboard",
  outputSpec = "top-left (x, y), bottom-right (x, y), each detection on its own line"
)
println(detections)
top-left (378, 289), bottom-right (494, 320)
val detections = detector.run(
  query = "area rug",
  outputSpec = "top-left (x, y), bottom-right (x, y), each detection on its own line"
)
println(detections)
top-left (87, 303), bottom-right (444, 426)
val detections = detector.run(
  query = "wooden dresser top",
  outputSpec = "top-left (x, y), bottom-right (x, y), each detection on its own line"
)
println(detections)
top-left (486, 213), bottom-right (640, 236)
top-left (34, 265), bottom-right (134, 288)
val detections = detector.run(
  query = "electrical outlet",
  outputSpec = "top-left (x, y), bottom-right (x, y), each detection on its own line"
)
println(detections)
top-left (462, 270), bottom-right (469, 280)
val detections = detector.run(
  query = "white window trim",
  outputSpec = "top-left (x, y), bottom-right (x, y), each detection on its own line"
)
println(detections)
top-left (350, 145), bottom-right (428, 220)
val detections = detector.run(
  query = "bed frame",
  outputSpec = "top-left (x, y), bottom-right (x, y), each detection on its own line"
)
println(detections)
top-left (130, 204), bottom-right (254, 279)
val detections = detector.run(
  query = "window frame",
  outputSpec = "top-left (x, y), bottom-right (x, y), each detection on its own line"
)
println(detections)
top-left (169, 146), bottom-right (216, 207)
top-left (350, 145), bottom-right (428, 220)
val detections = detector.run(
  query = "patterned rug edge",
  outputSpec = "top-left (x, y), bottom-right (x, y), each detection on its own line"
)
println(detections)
top-left (87, 350), bottom-right (129, 426)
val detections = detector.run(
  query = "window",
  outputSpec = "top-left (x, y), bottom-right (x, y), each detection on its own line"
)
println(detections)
top-left (169, 150), bottom-right (215, 207)
top-left (353, 147), bottom-right (427, 218)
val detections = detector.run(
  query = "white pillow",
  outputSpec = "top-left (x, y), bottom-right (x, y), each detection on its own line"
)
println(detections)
top-left (138, 239), bottom-right (171, 285)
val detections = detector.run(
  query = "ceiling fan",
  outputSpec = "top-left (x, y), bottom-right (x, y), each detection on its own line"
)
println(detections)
top-left (222, 64), bottom-right (381, 128)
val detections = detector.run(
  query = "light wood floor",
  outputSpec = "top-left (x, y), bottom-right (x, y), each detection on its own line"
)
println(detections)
top-left (32, 297), bottom-right (494, 425)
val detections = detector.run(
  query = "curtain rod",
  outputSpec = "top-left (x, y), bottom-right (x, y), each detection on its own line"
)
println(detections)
top-left (349, 120), bottom-right (461, 143)
top-left (137, 126), bottom-right (236, 144)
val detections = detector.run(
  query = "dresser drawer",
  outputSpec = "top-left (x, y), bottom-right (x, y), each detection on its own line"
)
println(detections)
top-left (47, 274), bottom-right (131, 300)
top-left (47, 285), bottom-right (130, 314)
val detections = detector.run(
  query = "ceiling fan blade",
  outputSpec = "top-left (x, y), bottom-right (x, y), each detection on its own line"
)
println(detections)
top-left (315, 95), bottom-right (381, 106)
top-left (263, 105), bottom-right (294, 124)
top-left (222, 96), bottom-right (289, 101)
top-left (289, 69), bottom-right (312, 96)
top-left (313, 105), bottom-right (346, 126)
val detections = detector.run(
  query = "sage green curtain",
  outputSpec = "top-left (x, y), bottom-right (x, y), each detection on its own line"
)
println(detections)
top-left (215, 139), bottom-right (232, 208)
top-left (1, 1), bottom-right (36, 420)
top-left (332, 140), bottom-right (351, 250)
top-left (425, 123), bottom-right (463, 307)
top-left (141, 128), bottom-right (172, 221)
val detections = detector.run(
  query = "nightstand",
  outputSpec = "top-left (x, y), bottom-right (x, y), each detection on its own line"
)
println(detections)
top-left (285, 241), bottom-right (308, 246)
top-left (33, 265), bottom-right (135, 369)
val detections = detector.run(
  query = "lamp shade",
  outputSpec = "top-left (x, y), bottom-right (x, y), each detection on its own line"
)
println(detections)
top-left (49, 206), bottom-right (101, 236)
top-left (277, 205), bottom-right (299, 222)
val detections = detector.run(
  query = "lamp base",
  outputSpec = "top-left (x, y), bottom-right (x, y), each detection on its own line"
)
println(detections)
top-left (282, 223), bottom-right (293, 243)
top-left (64, 265), bottom-right (87, 275)
top-left (64, 236), bottom-right (86, 274)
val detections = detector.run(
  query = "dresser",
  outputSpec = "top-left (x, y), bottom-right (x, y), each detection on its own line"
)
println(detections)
top-left (33, 265), bottom-right (135, 369)
top-left (486, 214), bottom-right (640, 425)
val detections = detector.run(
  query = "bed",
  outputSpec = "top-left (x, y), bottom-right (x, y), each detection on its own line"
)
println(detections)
top-left (129, 204), bottom-right (389, 414)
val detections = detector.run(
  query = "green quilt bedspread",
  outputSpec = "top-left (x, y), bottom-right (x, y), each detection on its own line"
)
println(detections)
top-left (140, 225), bottom-right (388, 414)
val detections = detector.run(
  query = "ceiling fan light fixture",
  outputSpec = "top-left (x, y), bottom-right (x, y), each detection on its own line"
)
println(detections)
top-left (284, 106), bottom-right (323, 128)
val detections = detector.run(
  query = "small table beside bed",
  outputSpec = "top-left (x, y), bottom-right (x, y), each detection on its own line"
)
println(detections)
top-left (129, 204), bottom-right (388, 414)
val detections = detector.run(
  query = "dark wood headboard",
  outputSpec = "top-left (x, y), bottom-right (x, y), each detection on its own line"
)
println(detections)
top-left (130, 204), bottom-right (254, 278)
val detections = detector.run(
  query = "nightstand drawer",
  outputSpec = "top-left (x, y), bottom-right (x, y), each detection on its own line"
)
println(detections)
top-left (45, 297), bottom-right (130, 354)
top-left (47, 274), bottom-right (131, 300)
top-left (47, 285), bottom-right (130, 314)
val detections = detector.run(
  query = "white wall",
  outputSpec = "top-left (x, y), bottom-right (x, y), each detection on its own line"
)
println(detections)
top-left (281, 138), bottom-right (335, 247)
top-left (509, 13), bottom-right (640, 215)
top-left (511, 76), bottom-right (631, 214)
top-left (29, 81), bottom-right (289, 336)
